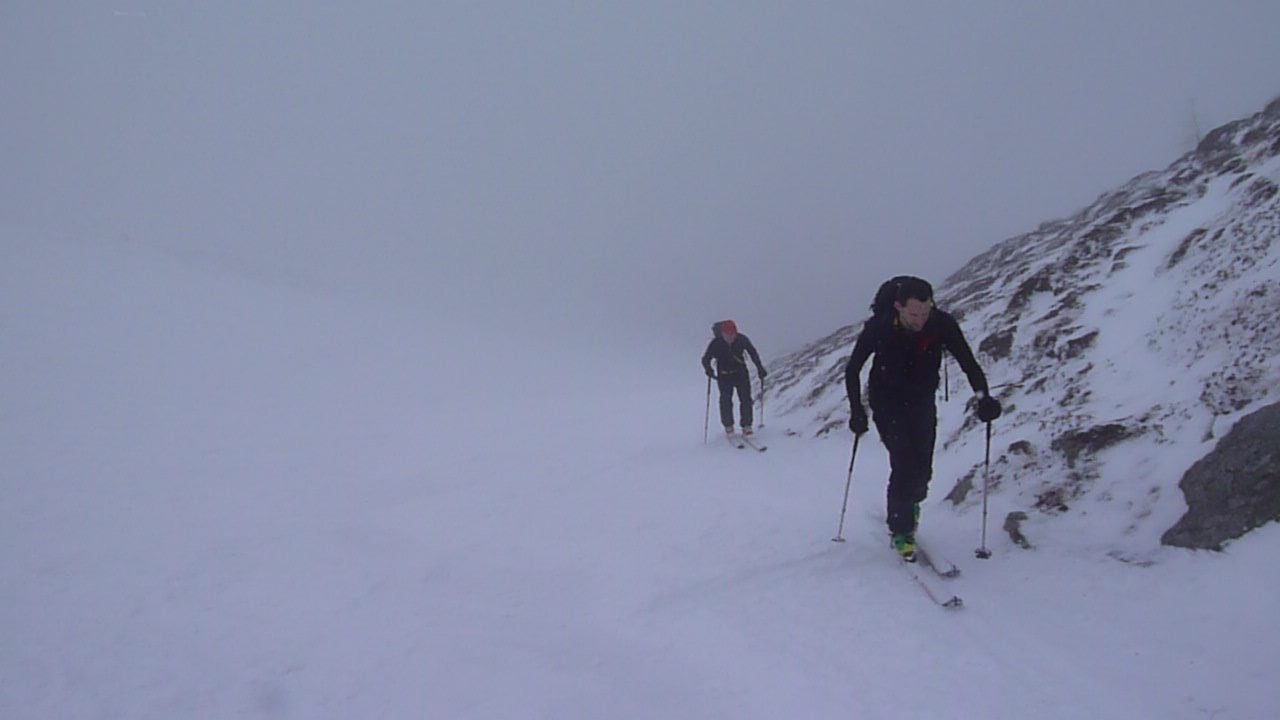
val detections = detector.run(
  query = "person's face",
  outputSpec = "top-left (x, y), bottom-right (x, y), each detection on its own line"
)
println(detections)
top-left (895, 298), bottom-right (933, 331)
top-left (722, 330), bottom-right (737, 343)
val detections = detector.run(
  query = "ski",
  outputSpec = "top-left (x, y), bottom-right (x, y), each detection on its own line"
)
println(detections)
top-left (741, 435), bottom-right (767, 452)
top-left (893, 548), bottom-right (963, 609)
top-left (915, 544), bottom-right (961, 579)
top-left (725, 434), bottom-right (746, 449)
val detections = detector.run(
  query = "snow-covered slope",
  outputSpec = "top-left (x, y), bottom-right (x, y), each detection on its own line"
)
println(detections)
top-left (5, 185), bottom-right (1279, 720)
top-left (767, 97), bottom-right (1280, 557)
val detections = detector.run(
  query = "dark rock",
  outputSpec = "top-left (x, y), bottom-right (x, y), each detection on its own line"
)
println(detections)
top-left (1244, 177), bottom-right (1278, 207)
top-left (1195, 120), bottom-right (1245, 169)
top-left (1219, 157), bottom-right (1248, 175)
top-left (1062, 331), bottom-right (1100, 360)
top-left (1006, 269), bottom-right (1053, 314)
top-left (1162, 401), bottom-right (1280, 550)
top-left (1128, 189), bottom-right (1188, 219)
top-left (1034, 488), bottom-right (1070, 514)
top-left (979, 329), bottom-right (1015, 361)
top-left (1003, 511), bottom-right (1032, 548)
top-left (1051, 423), bottom-right (1139, 468)
top-left (1112, 246), bottom-right (1139, 263)
top-left (1033, 328), bottom-right (1060, 360)
top-left (1168, 228), bottom-right (1207, 269)
top-left (816, 418), bottom-right (846, 438)
top-left (944, 469), bottom-right (977, 505)
top-left (1008, 440), bottom-right (1034, 456)
top-left (1229, 172), bottom-right (1255, 190)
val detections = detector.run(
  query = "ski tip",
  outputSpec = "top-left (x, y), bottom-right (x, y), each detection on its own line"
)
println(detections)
top-left (941, 566), bottom-right (961, 578)
top-left (943, 596), bottom-right (964, 609)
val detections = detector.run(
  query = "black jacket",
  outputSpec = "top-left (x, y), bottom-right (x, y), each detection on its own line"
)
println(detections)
top-left (702, 334), bottom-right (765, 379)
top-left (844, 309), bottom-right (988, 410)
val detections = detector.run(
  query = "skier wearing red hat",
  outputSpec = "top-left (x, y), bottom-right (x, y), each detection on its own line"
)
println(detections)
top-left (701, 320), bottom-right (767, 437)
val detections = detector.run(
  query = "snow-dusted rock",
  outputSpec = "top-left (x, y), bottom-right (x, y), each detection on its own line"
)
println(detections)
top-left (1163, 400), bottom-right (1280, 550)
top-left (767, 97), bottom-right (1280, 553)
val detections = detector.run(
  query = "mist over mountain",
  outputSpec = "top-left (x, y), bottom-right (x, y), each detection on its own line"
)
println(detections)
top-left (766, 97), bottom-right (1280, 556)
top-left (7, 6), bottom-right (1280, 716)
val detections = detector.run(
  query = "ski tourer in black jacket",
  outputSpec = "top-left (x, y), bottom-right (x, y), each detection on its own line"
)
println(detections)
top-left (844, 307), bottom-right (991, 536)
top-left (702, 334), bottom-right (765, 381)
top-left (844, 309), bottom-right (988, 412)
top-left (702, 333), bottom-right (766, 430)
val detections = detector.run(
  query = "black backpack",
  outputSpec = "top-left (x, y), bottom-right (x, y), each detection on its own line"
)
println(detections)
top-left (870, 275), bottom-right (931, 317)
top-left (711, 320), bottom-right (737, 338)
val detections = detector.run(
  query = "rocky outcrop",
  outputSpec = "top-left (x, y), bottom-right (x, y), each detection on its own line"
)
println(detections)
top-left (765, 96), bottom-right (1280, 553)
top-left (1162, 401), bottom-right (1280, 550)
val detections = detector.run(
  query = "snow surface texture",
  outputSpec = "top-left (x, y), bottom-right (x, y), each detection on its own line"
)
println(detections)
top-left (768, 98), bottom-right (1280, 560)
top-left (4, 229), bottom-right (1279, 718)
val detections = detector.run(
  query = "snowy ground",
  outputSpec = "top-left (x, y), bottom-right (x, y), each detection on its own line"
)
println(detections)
top-left (3, 239), bottom-right (1277, 719)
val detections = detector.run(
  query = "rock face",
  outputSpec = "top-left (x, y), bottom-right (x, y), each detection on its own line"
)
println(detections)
top-left (1162, 401), bottom-right (1280, 550)
top-left (765, 96), bottom-right (1280, 553)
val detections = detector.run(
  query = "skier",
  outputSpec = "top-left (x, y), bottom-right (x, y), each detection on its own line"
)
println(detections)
top-left (844, 276), bottom-right (1002, 560)
top-left (701, 320), bottom-right (767, 437)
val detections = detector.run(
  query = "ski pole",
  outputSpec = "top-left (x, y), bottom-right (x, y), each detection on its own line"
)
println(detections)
top-left (943, 359), bottom-right (950, 402)
top-left (975, 421), bottom-right (993, 559)
top-left (703, 377), bottom-right (711, 444)
top-left (759, 375), bottom-right (766, 428)
top-left (832, 434), bottom-right (860, 542)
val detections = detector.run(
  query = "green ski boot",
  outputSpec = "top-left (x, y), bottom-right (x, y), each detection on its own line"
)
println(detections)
top-left (891, 532), bottom-right (917, 562)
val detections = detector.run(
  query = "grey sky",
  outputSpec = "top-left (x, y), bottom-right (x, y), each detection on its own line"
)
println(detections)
top-left (5, 2), bottom-right (1279, 354)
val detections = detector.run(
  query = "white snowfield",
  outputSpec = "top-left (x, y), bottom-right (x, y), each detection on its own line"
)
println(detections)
top-left (3, 239), bottom-right (1276, 720)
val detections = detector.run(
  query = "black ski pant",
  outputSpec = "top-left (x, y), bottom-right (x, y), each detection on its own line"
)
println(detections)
top-left (871, 400), bottom-right (937, 535)
top-left (716, 372), bottom-right (754, 429)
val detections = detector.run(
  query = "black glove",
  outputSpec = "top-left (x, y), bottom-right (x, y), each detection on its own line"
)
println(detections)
top-left (705, 369), bottom-right (716, 379)
top-left (758, 368), bottom-right (768, 380)
top-left (977, 395), bottom-right (1002, 423)
top-left (848, 406), bottom-right (869, 435)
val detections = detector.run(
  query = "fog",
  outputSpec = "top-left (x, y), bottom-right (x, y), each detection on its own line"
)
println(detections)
top-left (5, 2), bottom-right (1279, 354)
